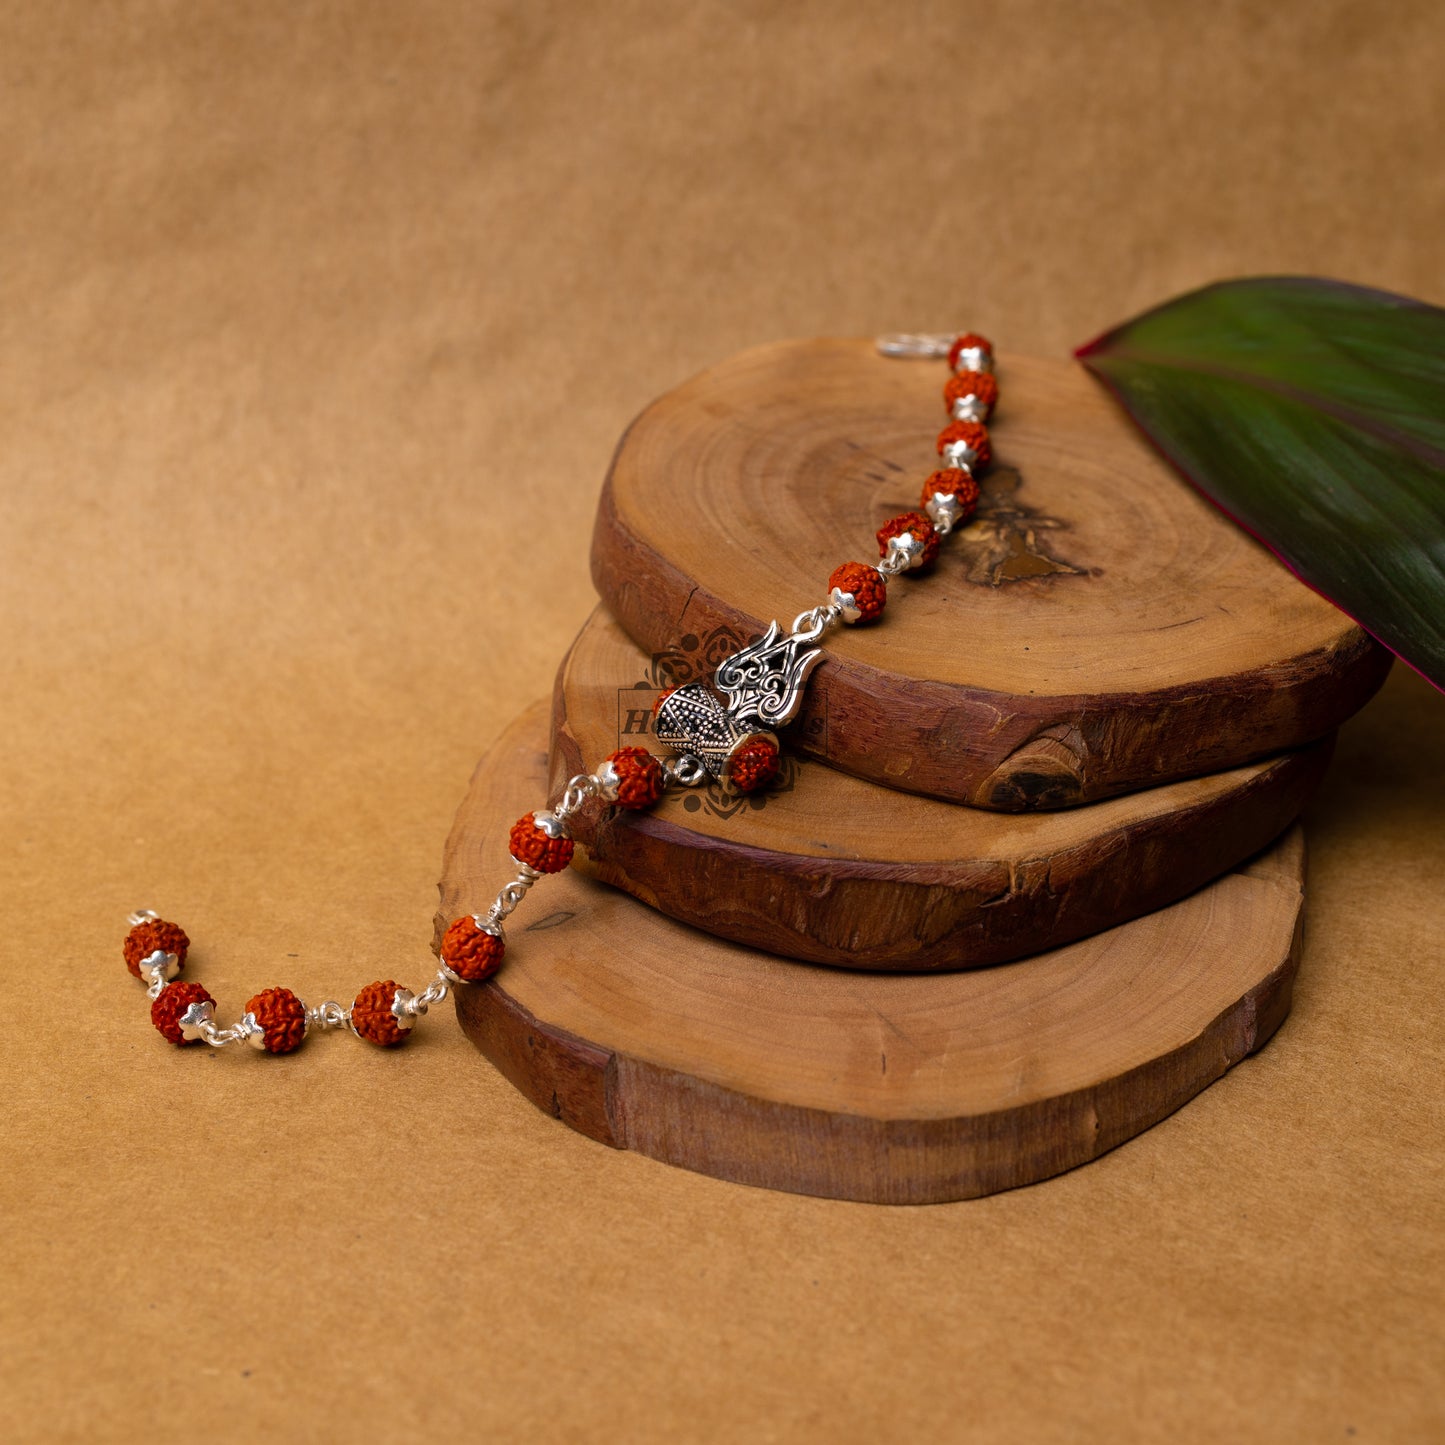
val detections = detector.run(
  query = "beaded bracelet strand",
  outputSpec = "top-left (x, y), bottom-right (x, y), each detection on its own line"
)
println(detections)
top-left (124, 331), bottom-right (999, 1053)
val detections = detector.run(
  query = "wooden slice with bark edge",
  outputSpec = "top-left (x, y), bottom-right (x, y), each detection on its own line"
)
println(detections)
top-left (441, 701), bottom-right (1306, 1205)
top-left (590, 339), bottom-right (1390, 810)
top-left (550, 606), bottom-right (1328, 971)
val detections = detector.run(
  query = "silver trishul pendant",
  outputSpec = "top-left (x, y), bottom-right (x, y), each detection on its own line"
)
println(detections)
top-left (713, 621), bottom-right (824, 730)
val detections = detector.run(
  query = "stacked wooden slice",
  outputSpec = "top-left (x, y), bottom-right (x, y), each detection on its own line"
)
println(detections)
top-left (441, 340), bottom-right (1390, 1203)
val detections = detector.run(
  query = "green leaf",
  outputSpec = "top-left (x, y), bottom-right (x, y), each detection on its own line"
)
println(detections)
top-left (1076, 276), bottom-right (1445, 692)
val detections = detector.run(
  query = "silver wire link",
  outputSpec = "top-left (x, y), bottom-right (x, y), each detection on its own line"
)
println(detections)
top-left (401, 970), bottom-right (450, 1017)
top-left (788, 602), bottom-right (842, 644)
top-left (126, 909), bottom-right (159, 928)
top-left (194, 1014), bottom-right (261, 1049)
top-left (307, 1000), bottom-right (350, 1031)
top-left (487, 863), bottom-right (544, 925)
top-left (875, 333), bottom-right (956, 359)
top-left (664, 753), bottom-right (708, 788)
top-left (555, 773), bottom-right (601, 820)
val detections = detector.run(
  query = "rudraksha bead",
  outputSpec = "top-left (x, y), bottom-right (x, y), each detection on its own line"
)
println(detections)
top-left (440, 916), bottom-right (506, 983)
top-left (943, 370), bottom-right (999, 417)
top-left (245, 987), bottom-right (308, 1054)
top-left (921, 468), bottom-right (981, 520)
top-left (602, 747), bottom-right (666, 810)
top-left (651, 686), bottom-right (679, 717)
top-left (351, 980), bottom-right (410, 1047)
top-left (124, 918), bottom-right (190, 979)
top-left (947, 332), bottom-right (993, 370)
top-left (151, 980), bottom-right (215, 1045)
top-left (726, 736), bottom-right (780, 793)
top-left (876, 512), bottom-right (940, 570)
top-left (937, 420), bottom-right (992, 470)
top-left (509, 811), bottom-right (574, 873)
top-left (828, 561), bottom-right (887, 623)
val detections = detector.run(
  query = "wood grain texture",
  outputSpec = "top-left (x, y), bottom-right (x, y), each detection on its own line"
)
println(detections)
top-left (550, 606), bottom-right (1329, 970)
top-left (442, 702), bottom-right (1307, 1204)
top-left (590, 338), bottom-right (1391, 809)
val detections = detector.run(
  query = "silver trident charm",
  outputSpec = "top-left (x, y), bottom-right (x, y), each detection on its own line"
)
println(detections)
top-left (713, 620), bottom-right (825, 730)
top-left (652, 614), bottom-right (829, 786)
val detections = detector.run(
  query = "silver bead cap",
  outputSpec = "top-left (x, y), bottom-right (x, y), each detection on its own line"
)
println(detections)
top-left (177, 998), bottom-right (215, 1043)
top-left (951, 395), bottom-right (989, 423)
top-left (530, 809), bottom-right (568, 840)
top-left (240, 1012), bottom-right (271, 1052)
top-left (883, 531), bottom-right (925, 572)
top-left (952, 347), bottom-right (993, 375)
top-left (830, 586), bottom-right (862, 624)
top-left (925, 492), bottom-right (963, 535)
top-left (389, 988), bottom-right (417, 1031)
top-left (940, 439), bottom-right (979, 471)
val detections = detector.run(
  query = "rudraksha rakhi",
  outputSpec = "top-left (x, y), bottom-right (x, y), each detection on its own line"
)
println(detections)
top-left (125, 330), bottom-right (1001, 1055)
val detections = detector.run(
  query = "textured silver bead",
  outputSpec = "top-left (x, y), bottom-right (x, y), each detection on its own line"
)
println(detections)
top-left (951, 394), bottom-right (989, 423)
top-left (654, 682), bottom-right (764, 782)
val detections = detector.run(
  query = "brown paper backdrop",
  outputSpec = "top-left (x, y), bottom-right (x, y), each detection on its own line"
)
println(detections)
top-left (3, 3), bottom-right (1441, 1441)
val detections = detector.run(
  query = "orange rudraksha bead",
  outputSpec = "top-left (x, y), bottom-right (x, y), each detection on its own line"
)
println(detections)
top-left (244, 986), bottom-right (308, 1054)
top-left (440, 915), bottom-right (506, 983)
top-left (726, 736), bottom-right (780, 793)
top-left (151, 980), bottom-right (215, 1045)
top-left (876, 512), bottom-right (940, 570)
top-left (509, 811), bottom-right (574, 873)
top-left (124, 918), bottom-right (190, 979)
top-left (601, 747), bottom-right (666, 810)
top-left (943, 370), bottom-right (999, 418)
top-left (828, 561), bottom-right (887, 623)
top-left (351, 980), bottom-right (411, 1047)
top-left (921, 468), bottom-right (980, 521)
top-left (947, 332), bottom-right (993, 370)
top-left (937, 419), bottom-right (992, 471)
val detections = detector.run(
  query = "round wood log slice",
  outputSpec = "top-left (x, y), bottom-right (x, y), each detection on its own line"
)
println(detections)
top-left (549, 607), bottom-right (1329, 971)
top-left (590, 338), bottom-right (1390, 810)
top-left (441, 701), bottom-right (1308, 1204)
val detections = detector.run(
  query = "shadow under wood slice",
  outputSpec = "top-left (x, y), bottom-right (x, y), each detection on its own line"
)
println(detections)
top-left (549, 606), bottom-right (1329, 972)
top-left (441, 701), bottom-right (1307, 1205)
